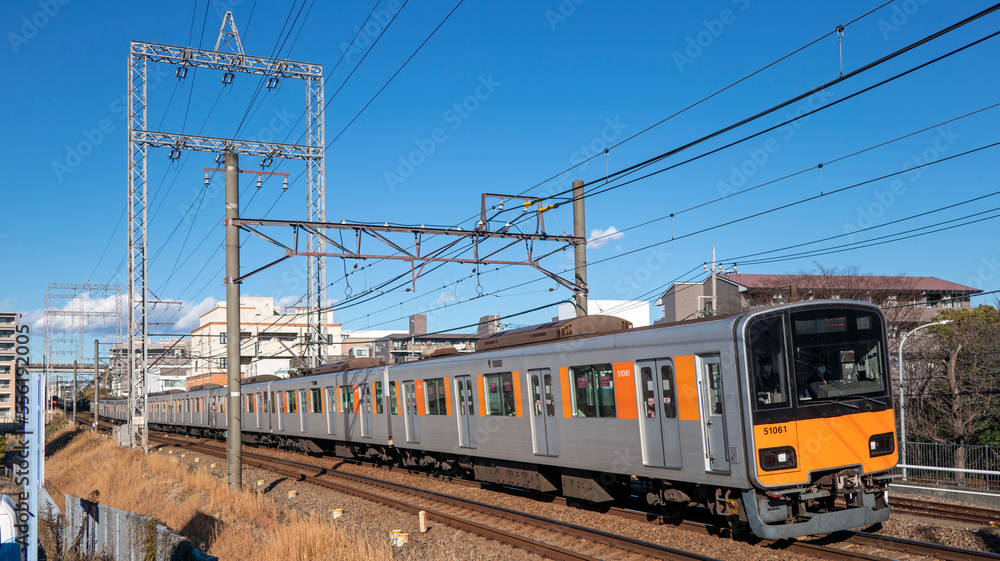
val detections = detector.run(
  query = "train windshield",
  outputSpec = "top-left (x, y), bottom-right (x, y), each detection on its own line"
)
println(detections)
top-left (748, 308), bottom-right (889, 412)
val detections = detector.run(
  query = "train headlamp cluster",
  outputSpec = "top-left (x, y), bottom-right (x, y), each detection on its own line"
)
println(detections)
top-left (868, 432), bottom-right (895, 457)
top-left (759, 446), bottom-right (797, 471)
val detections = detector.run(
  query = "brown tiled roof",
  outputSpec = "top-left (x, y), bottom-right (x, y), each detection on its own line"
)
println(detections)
top-left (719, 274), bottom-right (980, 293)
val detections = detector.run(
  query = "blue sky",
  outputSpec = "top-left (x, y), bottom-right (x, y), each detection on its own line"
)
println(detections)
top-left (2, 0), bottom-right (999, 359)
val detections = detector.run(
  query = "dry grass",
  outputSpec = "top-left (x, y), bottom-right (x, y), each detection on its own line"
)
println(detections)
top-left (45, 432), bottom-right (392, 560)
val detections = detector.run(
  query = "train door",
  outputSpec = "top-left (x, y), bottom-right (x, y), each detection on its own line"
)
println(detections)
top-left (325, 387), bottom-right (336, 436)
top-left (454, 375), bottom-right (476, 448)
top-left (209, 395), bottom-right (218, 429)
top-left (637, 359), bottom-right (683, 469)
top-left (299, 389), bottom-right (308, 433)
top-left (255, 393), bottom-right (262, 429)
top-left (527, 369), bottom-right (558, 456)
top-left (360, 383), bottom-right (373, 438)
top-left (697, 355), bottom-right (730, 473)
top-left (403, 380), bottom-right (419, 443)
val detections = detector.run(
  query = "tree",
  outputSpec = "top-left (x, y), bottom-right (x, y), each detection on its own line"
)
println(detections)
top-left (909, 305), bottom-right (1000, 478)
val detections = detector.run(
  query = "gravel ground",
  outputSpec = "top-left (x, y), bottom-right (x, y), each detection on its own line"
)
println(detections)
top-left (161, 437), bottom-right (1000, 560)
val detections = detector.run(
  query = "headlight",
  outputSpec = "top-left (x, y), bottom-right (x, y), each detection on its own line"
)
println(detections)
top-left (759, 446), bottom-right (797, 471)
top-left (869, 432), bottom-right (895, 457)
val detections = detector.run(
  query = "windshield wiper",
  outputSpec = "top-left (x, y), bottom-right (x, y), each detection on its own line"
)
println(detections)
top-left (854, 394), bottom-right (885, 406)
top-left (826, 399), bottom-right (859, 409)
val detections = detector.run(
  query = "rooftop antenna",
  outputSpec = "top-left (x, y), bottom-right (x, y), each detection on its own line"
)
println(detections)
top-left (214, 11), bottom-right (245, 56)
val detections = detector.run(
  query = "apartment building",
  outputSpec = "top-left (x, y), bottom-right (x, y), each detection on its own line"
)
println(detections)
top-left (110, 338), bottom-right (191, 394)
top-left (188, 296), bottom-right (341, 387)
top-left (0, 312), bottom-right (19, 420)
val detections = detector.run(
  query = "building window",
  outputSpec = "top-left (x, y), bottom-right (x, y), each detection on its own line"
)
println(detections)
top-left (220, 358), bottom-right (227, 370)
top-left (340, 385), bottom-right (355, 413)
top-left (570, 363), bottom-right (616, 418)
top-left (0, 370), bottom-right (9, 379)
top-left (0, 395), bottom-right (10, 403)
top-left (0, 408), bottom-right (9, 419)
top-left (354, 348), bottom-right (368, 357)
top-left (483, 372), bottom-right (515, 416)
top-left (310, 388), bottom-right (322, 413)
top-left (424, 378), bottom-right (447, 415)
top-left (220, 332), bottom-right (227, 344)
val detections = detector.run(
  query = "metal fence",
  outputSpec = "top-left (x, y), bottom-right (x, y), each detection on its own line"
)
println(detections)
top-left (897, 441), bottom-right (1000, 492)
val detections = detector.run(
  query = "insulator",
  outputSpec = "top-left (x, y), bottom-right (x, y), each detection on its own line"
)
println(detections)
top-left (282, 177), bottom-right (288, 190)
top-left (266, 77), bottom-right (279, 90)
top-left (168, 149), bottom-right (181, 161)
top-left (175, 67), bottom-right (187, 80)
top-left (204, 171), bottom-right (210, 186)
top-left (256, 176), bottom-right (262, 189)
top-left (222, 72), bottom-right (234, 85)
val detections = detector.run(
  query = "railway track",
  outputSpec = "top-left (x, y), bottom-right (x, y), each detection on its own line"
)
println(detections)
top-left (889, 495), bottom-right (1000, 526)
top-left (151, 434), bottom-right (723, 561)
top-left (148, 432), bottom-right (1000, 561)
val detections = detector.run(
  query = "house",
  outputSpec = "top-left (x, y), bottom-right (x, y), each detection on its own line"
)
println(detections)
top-left (655, 273), bottom-right (981, 329)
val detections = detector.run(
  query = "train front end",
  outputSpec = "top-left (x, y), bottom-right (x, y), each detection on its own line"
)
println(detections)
top-left (738, 301), bottom-right (896, 538)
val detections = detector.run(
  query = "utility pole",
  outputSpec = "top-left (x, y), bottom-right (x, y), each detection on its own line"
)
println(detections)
top-left (93, 339), bottom-right (99, 429)
top-left (572, 180), bottom-right (588, 317)
top-left (704, 246), bottom-right (737, 316)
top-left (72, 360), bottom-right (77, 424)
top-left (224, 150), bottom-right (243, 490)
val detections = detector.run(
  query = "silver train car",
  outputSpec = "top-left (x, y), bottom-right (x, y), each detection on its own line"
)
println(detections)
top-left (98, 300), bottom-right (897, 538)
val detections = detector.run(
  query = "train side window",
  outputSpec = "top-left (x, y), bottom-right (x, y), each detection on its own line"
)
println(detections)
top-left (748, 315), bottom-right (790, 409)
top-left (389, 382), bottom-right (399, 415)
top-left (220, 397), bottom-right (225, 413)
top-left (310, 388), bottom-right (323, 413)
top-left (340, 385), bottom-right (354, 413)
top-left (484, 372), bottom-right (515, 416)
top-left (425, 378), bottom-right (447, 415)
top-left (570, 363), bottom-right (616, 418)
top-left (373, 382), bottom-right (384, 414)
top-left (287, 391), bottom-right (297, 413)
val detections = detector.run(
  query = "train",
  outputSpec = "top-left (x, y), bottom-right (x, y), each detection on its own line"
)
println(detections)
top-left (98, 299), bottom-right (897, 539)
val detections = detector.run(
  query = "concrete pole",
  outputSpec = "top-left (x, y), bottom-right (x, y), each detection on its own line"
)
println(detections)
top-left (94, 339), bottom-right (99, 428)
top-left (224, 151), bottom-right (243, 490)
top-left (711, 246), bottom-right (717, 316)
top-left (72, 360), bottom-right (77, 424)
top-left (572, 180), bottom-right (588, 318)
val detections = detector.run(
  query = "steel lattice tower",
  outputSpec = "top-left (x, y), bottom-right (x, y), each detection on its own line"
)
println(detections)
top-left (127, 12), bottom-right (325, 451)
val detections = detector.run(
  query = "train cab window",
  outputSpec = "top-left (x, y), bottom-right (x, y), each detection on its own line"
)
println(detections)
top-left (340, 385), bottom-right (355, 413)
top-left (310, 388), bottom-right (323, 413)
top-left (570, 363), bottom-right (616, 418)
top-left (389, 382), bottom-right (399, 415)
top-left (790, 308), bottom-right (888, 405)
top-left (425, 378), bottom-right (448, 415)
top-left (483, 372), bottom-right (515, 416)
top-left (748, 315), bottom-right (791, 410)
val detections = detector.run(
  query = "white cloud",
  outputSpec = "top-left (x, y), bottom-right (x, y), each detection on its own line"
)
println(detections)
top-left (175, 297), bottom-right (218, 331)
top-left (437, 291), bottom-right (457, 305)
top-left (587, 226), bottom-right (624, 250)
